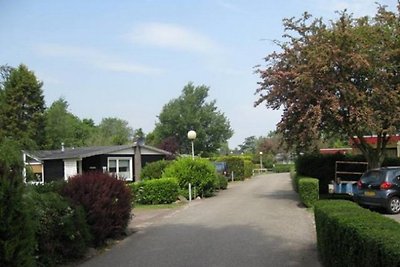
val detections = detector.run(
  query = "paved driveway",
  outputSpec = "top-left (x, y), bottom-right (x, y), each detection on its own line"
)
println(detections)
top-left (80, 173), bottom-right (320, 267)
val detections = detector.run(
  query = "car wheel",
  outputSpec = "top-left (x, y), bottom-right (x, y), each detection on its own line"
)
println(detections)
top-left (387, 196), bottom-right (400, 214)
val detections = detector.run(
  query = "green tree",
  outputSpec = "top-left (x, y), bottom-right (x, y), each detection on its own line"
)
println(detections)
top-left (255, 5), bottom-right (400, 169)
top-left (239, 136), bottom-right (257, 154)
top-left (44, 98), bottom-right (94, 149)
top-left (89, 117), bottom-right (133, 145)
top-left (0, 140), bottom-right (36, 266)
top-left (133, 128), bottom-right (145, 140)
top-left (152, 82), bottom-right (233, 156)
top-left (0, 64), bottom-right (45, 149)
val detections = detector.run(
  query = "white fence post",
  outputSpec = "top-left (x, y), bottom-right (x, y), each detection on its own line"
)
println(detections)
top-left (189, 183), bottom-right (192, 202)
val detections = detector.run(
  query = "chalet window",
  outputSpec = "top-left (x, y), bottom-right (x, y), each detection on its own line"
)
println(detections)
top-left (107, 157), bottom-right (132, 180)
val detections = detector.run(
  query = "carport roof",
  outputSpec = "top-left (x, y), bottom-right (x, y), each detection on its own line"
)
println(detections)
top-left (24, 143), bottom-right (171, 161)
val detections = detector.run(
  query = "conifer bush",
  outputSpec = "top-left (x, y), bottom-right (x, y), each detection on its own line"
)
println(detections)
top-left (62, 172), bottom-right (132, 246)
top-left (0, 140), bottom-right (36, 267)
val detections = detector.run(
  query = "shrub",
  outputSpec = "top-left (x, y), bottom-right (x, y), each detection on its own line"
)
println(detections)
top-left (315, 200), bottom-right (400, 267)
top-left (243, 160), bottom-right (254, 178)
top-left (26, 188), bottom-right (91, 266)
top-left (178, 188), bottom-right (196, 200)
top-left (298, 177), bottom-right (319, 208)
top-left (219, 156), bottom-right (245, 181)
top-left (31, 180), bottom-right (66, 194)
top-left (163, 157), bottom-right (217, 197)
top-left (62, 172), bottom-right (132, 246)
top-left (273, 163), bottom-right (294, 173)
top-left (141, 160), bottom-right (172, 180)
top-left (0, 140), bottom-right (36, 267)
top-left (215, 174), bottom-right (228, 190)
top-left (132, 178), bottom-right (179, 204)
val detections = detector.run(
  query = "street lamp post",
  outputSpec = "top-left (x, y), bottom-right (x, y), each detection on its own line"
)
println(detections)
top-left (187, 130), bottom-right (197, 160)
top-left (259, 151), bottom-right (263, 169)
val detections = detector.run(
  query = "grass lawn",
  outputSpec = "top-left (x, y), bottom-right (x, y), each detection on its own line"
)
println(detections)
top-left (134, 202), bottom-right (186, 210)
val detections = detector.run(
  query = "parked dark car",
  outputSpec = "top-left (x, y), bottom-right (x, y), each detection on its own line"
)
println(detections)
top-left (213, 162), bottom-right (228, 177)
top-left (354, 167), bottom-right (400, 214)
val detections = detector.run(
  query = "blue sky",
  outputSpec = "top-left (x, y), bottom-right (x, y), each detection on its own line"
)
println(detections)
top-left (0, 0), bottom-right (397, 148)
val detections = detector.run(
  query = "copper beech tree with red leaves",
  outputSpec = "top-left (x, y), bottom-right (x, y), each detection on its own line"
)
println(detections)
top-left (255, 3), bottom-right (400, 169)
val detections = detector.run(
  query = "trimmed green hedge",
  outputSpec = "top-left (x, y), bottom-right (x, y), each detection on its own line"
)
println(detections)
top-left (298, 177), bottom-right (319, 208)
top-left (244, 160), bottom-right (254, 178)
top-left (272, 163), bottom-right (294, 173)
top-left (224, 156), bottom-right (245, 181)
top-left (132, 178), bottom-right (179, 205)
top-left (215, 174), bottom-right (228, 190)
top-left (315, 200), bottom-right (400, 267)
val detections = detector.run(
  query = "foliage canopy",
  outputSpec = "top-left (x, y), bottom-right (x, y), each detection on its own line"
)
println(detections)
top-left (0, 64), bottom-right (45, 149)
top-left (151, 83), bottom-right (233, 156)
top-left (255, 4), bottom-right (400, 168)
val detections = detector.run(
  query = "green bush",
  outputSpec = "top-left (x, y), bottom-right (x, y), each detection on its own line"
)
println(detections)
top-left (31, 180), bottom-right (66, 194)
top-left (26, 188), bottom-right (91, 266)
top-left (163, 157), bottom-right (217, 197)
top-left (62, 172), bottom-right (132, 246)
top-left (132, 178), bottom-right (179, 204)
top-left (215, 174), bottom-right (228, 190)
top-left (178, 188), bottom-right (196, 200)
top-left (243, 160), bottom-right (254, 178)
top-left (273, 163), bottom-right (294, 173)
top-left (298, 177), bottom-right (319, 208)
top-left (315, 200), bottom-right (400, 267)
top-left (141, 160), bottom-right (172, 180)
top-left (0, 140), bottom-right (36, 267)
top-left (220, 156), bottom-right (245, 181)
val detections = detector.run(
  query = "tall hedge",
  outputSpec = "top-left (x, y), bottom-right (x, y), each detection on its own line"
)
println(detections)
top-left (243, 160), bottom-right (254, 178)
top-left (315, 200), bottom-right (400, 267)
top-left (0, 140), bottom-right (36, 267)
top-left (219, 156), bottom-right (245, 181)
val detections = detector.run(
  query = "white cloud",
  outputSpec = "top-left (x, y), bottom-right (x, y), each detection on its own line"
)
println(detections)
top-left (34, 43), bottom-right (163, 75)
top-left (126, 22), bottom-right (223, 54)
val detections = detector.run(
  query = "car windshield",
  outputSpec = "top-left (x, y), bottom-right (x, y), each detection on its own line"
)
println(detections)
top-left (361, 170), bottom-right (385, 184)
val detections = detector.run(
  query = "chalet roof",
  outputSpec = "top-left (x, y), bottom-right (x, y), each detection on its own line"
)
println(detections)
top-left (350, 135), bottom-right (400, 146)
top-left (24, 143), bottom-right (171, 161)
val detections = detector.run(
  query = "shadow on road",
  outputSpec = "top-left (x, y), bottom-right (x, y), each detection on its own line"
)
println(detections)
top-left (255, 189), bottom-right (299, 201)
top-left (81, 223), bottom-right (320, 267)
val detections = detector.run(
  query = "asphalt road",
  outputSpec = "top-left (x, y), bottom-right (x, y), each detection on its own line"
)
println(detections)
top-left (80, 173), bottom-right (321, 267)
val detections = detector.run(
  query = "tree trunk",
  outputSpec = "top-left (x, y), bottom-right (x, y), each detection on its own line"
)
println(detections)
top-left (353, 134), bottom-right (389, 170)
